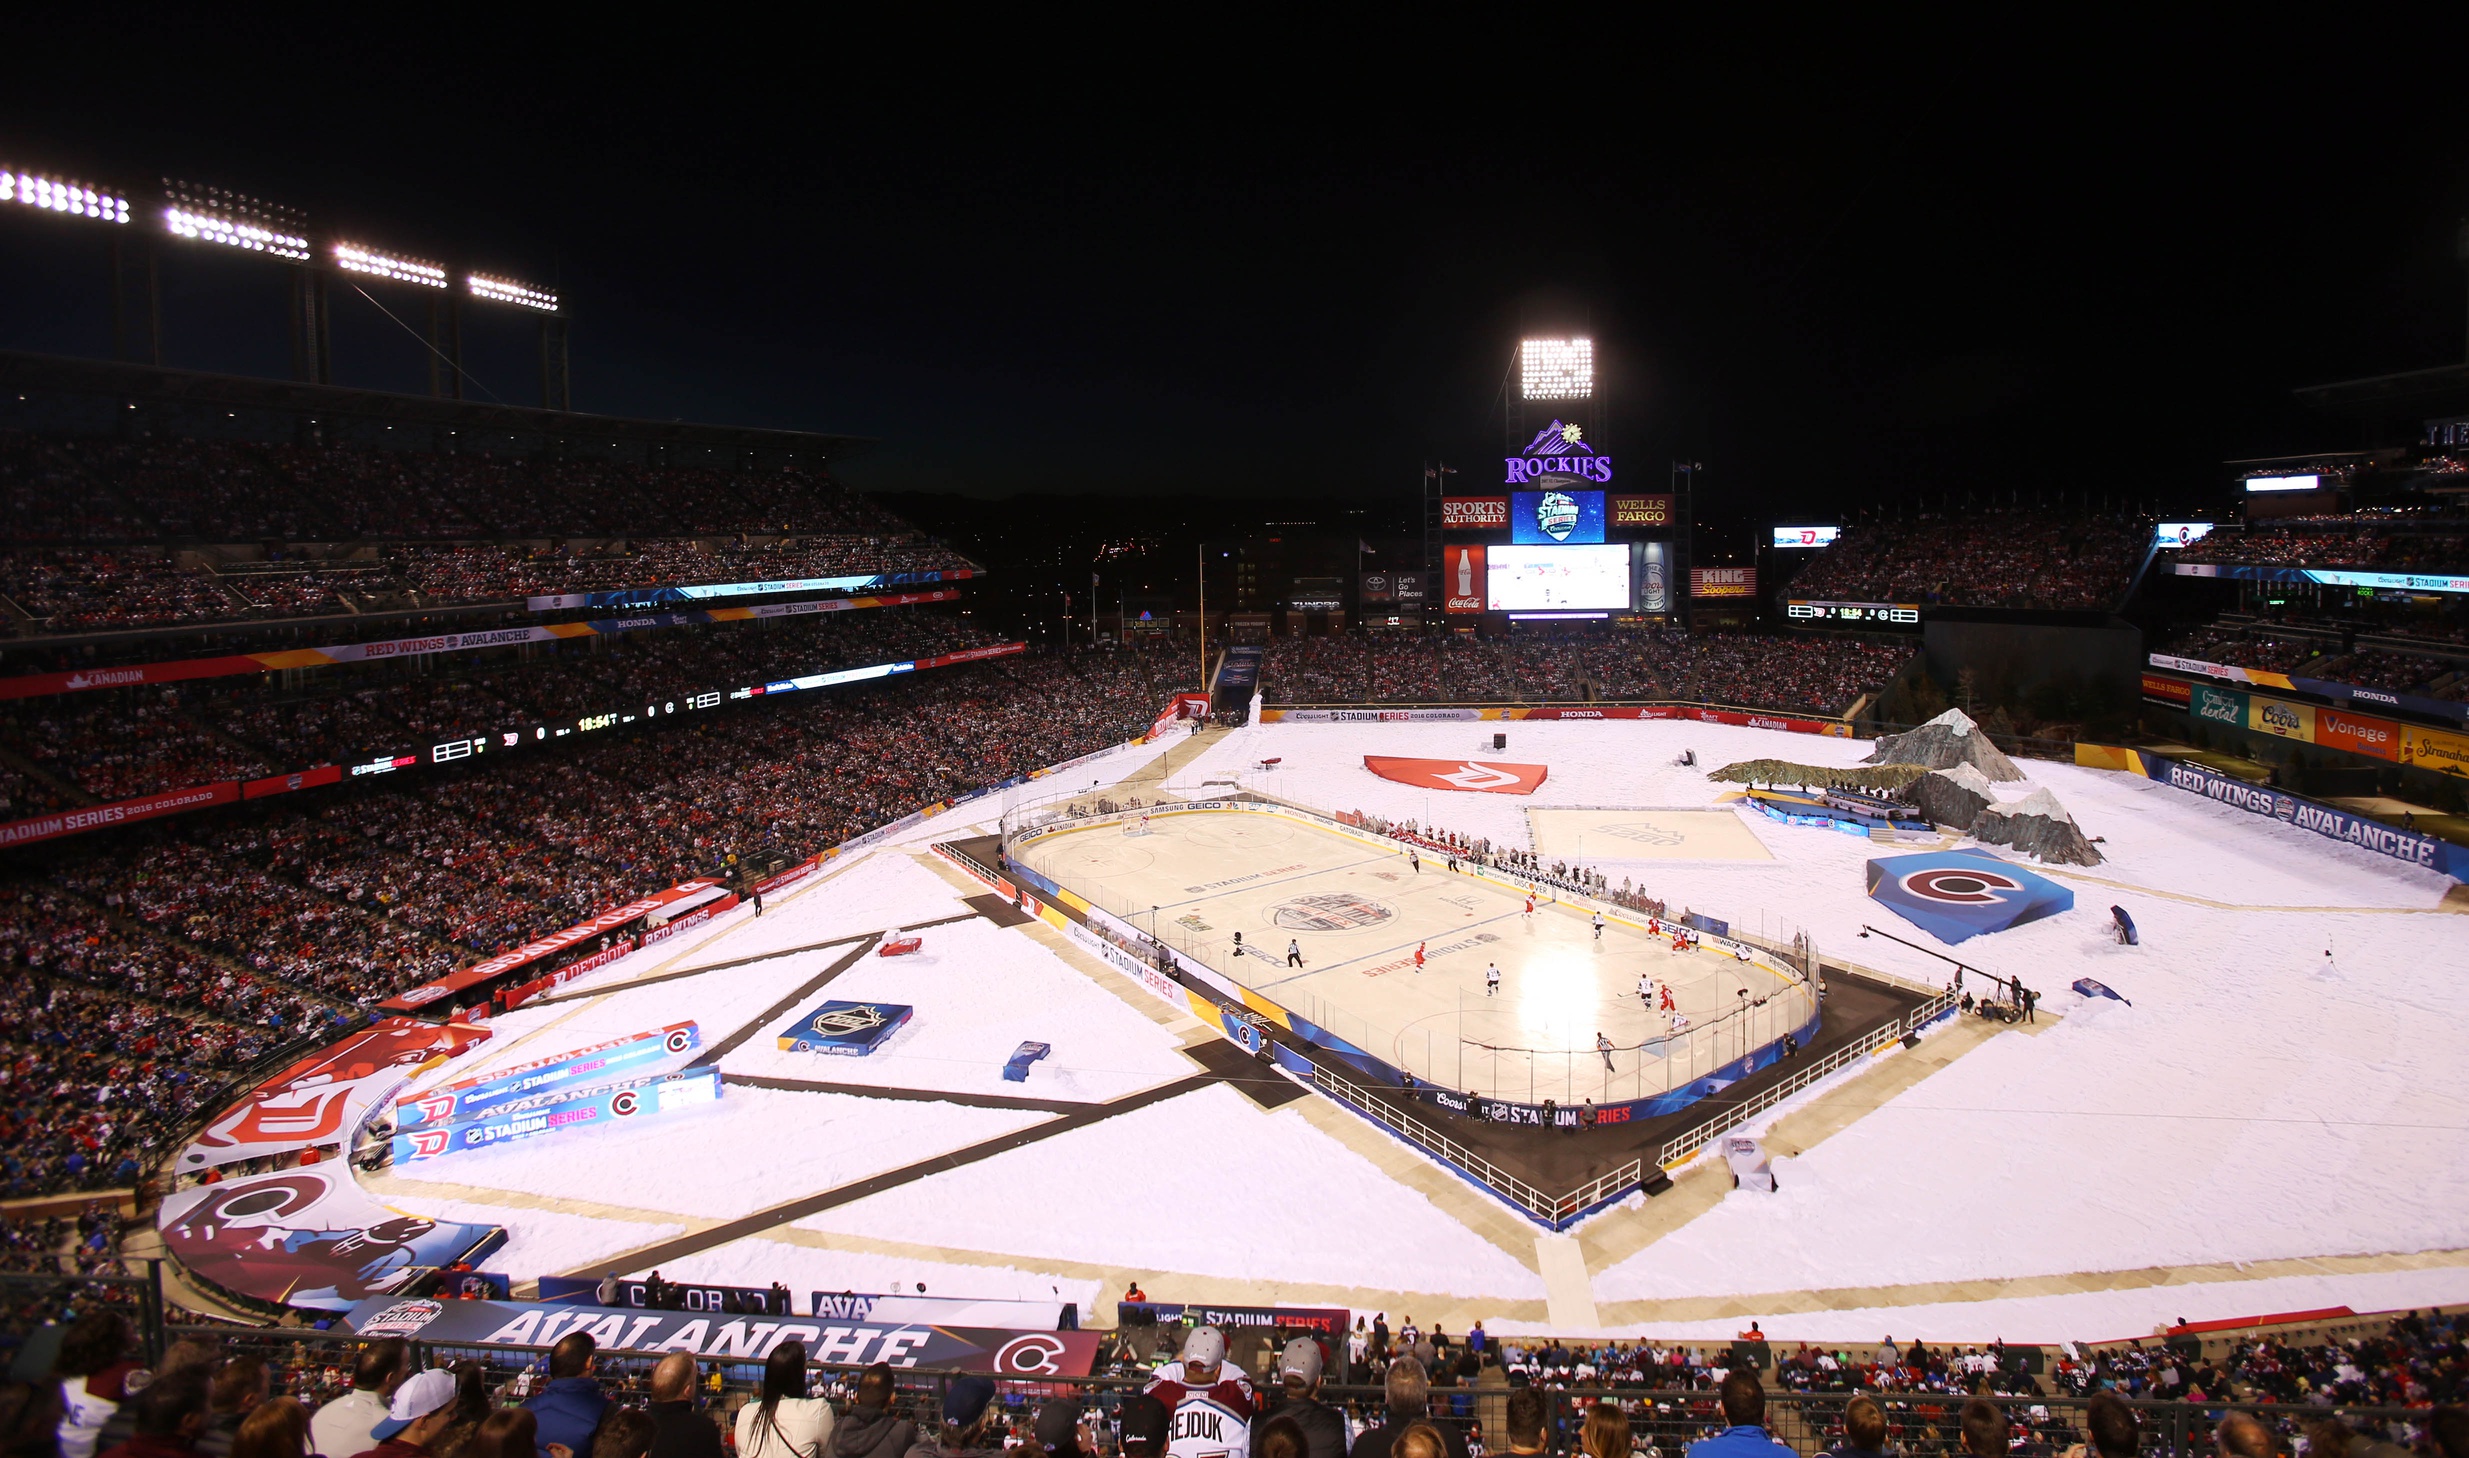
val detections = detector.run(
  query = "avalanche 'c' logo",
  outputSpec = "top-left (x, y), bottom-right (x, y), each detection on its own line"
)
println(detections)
top-left (1901, 867), bottom-right (2025, 904)
top-left (610, 1090), bottom-right (641, 1117)
top-left (995, 1334), bottom-right (1069, 1374)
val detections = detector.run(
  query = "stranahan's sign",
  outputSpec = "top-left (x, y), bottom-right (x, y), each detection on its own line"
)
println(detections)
top-left (342, 1295), bottom-right (1106, 1374)
top-left (1504, 420), bottom-right (1613, 485)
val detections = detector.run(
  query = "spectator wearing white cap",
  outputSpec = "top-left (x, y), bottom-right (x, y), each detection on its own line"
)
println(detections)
top-left (1251, 1339), bottom-right (1343, 1458)
top-left (346, 1369), bottom-right (465, 1458)
top-left (1142, 1327), bottom-right (1257, 1458)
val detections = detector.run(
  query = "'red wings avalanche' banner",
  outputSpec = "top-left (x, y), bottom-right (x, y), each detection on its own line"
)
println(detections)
top-left (1362, 755), bottom-right (1549, 795)
top-left (178, 1018), bottom-right (495, 1172)
top-left (342, 1294), bottom-right (1108, 1374)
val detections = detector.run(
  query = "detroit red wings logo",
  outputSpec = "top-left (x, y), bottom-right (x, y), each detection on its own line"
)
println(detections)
top-left (404, 1129), bottom-right (451, 1158)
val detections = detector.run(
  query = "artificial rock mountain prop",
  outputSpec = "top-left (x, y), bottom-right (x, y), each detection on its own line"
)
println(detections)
top-left (1970, 785), bottom-right (2104, 866)
top-left (1908, 763), bottom-right (1996, 831)
top-left (1865, 708), bottom-right (2026, 782)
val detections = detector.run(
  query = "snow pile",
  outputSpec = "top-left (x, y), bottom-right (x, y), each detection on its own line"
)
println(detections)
top-left (1972, 785), bottom-right (2103, 865)
top-left (1865, 708), bottom-right (2025, 782)
top-left (1907, 764), bottom-right (1996, 830)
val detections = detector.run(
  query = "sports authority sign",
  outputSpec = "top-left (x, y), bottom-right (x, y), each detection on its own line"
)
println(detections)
top-left (1363, 755), bottom-right (1548, 796)
top-left (1442, 497), bottom-right (1509, 530)
top-left (341, 1295), bottom-right (1106, 1374)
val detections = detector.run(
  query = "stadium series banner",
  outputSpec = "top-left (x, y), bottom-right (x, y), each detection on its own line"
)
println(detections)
top-left (339, 1295), bottom-right (1107, 1374)
top-left (395, 1024), bottom-right (700, 1131)
top-left (391, 1067), bottom-right (723, 1164)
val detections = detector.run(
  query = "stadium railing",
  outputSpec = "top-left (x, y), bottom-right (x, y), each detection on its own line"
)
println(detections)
top-left (116, 1324), bottom-right (2442, 1458)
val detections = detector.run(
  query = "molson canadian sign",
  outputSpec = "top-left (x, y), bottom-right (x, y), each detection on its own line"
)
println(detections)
top-left (1504, 420), bottom-right (1612, 484)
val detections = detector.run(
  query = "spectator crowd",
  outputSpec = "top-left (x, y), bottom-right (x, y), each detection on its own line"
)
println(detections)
top-left (0, 625), bottom-right (1192, 1197)
top-left (1263, 633), bottom-right (1909, 718)
top-left (1783, 510), bottom-right (2146, 611)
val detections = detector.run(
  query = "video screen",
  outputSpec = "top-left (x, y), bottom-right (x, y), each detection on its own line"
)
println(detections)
top-left (2154, 522), bottom-right (2215, 548)
top-left (1486, 544), bottom-right (1631, 611)
top-left (1510, 489), bottom-right (1607, 544)
top-left (1771, 525), bottom-right (1840, 548)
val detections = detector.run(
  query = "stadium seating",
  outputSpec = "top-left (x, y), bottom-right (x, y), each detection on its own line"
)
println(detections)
top-left (0, 633), bottom-right (1192, 1196)
top-left (1782, 510), bottom-right (2147, 610)
top-left (2180, 515), bottom-right (2469, 571)
top-left (1264, 632), bottom-right (1908, 716)
top-left (0, 430), bottom-right (976, 636)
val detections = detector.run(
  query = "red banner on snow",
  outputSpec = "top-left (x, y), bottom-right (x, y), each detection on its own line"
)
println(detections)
top-left (1363, 755), bottom-right (1549, 795)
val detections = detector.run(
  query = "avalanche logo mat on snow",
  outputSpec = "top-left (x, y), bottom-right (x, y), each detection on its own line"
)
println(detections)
top-left (1363, 755), bottom-right (1549, 795)
top-left (1865, 850), bottom-right (2073, 944)
top-left (1269, 893), bottom-right (1396, 932)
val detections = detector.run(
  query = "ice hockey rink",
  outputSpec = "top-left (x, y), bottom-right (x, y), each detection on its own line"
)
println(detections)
top-left (1010, 803), bottom-right (1811, 1105)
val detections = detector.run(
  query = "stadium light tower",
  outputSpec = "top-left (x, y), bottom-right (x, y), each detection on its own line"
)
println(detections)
top-left (1520, 337), bottom-right (1593, 401)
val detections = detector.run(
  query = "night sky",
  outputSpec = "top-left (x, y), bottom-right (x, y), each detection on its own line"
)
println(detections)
top-left (6, 23), bottom-right (2467, 537)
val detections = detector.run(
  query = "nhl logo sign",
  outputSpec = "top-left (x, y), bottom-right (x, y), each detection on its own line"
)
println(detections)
top-left (1533, 491), bottom-right (1580, 542)
top-left (777, 1000), bottom-right (916, 1056)
top-left (1270, 894), bottom-right (1395, 932)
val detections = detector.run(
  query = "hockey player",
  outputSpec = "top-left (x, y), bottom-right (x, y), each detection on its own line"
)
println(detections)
top-left (1637, 973), bottom-right (1655, 1007)
top-left (1286, 939), bottom-right (1303, 968)
top-left (1231, 931), bottom-right (1245, 960)
top-left (1659, 982), bottom-right (1677, 1014)
top-left (1668, 1011), bottom-right (1690, 1033)
top-left (1408, 848), bottom-right (1420, 874)
top-left (1485, 962), bottom-right (1501, 996)
top-left (1597, 1032), bottom-right (1616, 1072)
top-left (1592, 910), bottom-right (1605, 941)
top-left (1144, 1326), bottom-right (1257, 1458)
top-left (1523, 890), bottom-right (1536, 919)
top-left (1413, 942), bottom-right (1426, 973)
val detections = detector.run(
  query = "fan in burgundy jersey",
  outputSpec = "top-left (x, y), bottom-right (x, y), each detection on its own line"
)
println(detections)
top-left (1143, 1326), bottom-right (1258, 1458)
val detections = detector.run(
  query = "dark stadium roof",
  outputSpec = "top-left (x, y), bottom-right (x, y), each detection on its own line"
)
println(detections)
top-left (0, 349), bottom-right (876, 459)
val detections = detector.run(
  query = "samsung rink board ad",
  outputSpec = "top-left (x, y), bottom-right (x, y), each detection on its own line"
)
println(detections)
top-left (395, 1024), bottom-right (700, 1131)
top-left (1486, 544), bottom-right (1631, 611)
top-left (391, 1067), bottom-right (723, 1164)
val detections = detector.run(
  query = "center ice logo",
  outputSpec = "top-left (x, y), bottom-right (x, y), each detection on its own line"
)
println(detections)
top-left (1898, 866), bottom-right (2025, 904)
top-left (1597, 822), bottom-right (1688, 847)
top-left (1270, 894), bottom-right (1395, 931)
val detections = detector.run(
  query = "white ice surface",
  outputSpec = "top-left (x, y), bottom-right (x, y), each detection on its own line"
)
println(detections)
top-left (386, 1084), bottom-right (1044, 1221)
top-left (799, 1083), bottom-right (1548, 1301)
top-left (642, 1236), bottom-right (1104, 1312)
top-left (720, 917), bottom-right (1193, 1102)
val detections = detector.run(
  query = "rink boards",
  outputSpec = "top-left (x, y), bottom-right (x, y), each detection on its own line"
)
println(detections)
top-left (1009, 801), bottom-right (1814, 1105)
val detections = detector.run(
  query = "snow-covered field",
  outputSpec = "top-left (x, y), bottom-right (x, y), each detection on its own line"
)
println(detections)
top-left (358, 716), bottom-right (2469, 1338)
